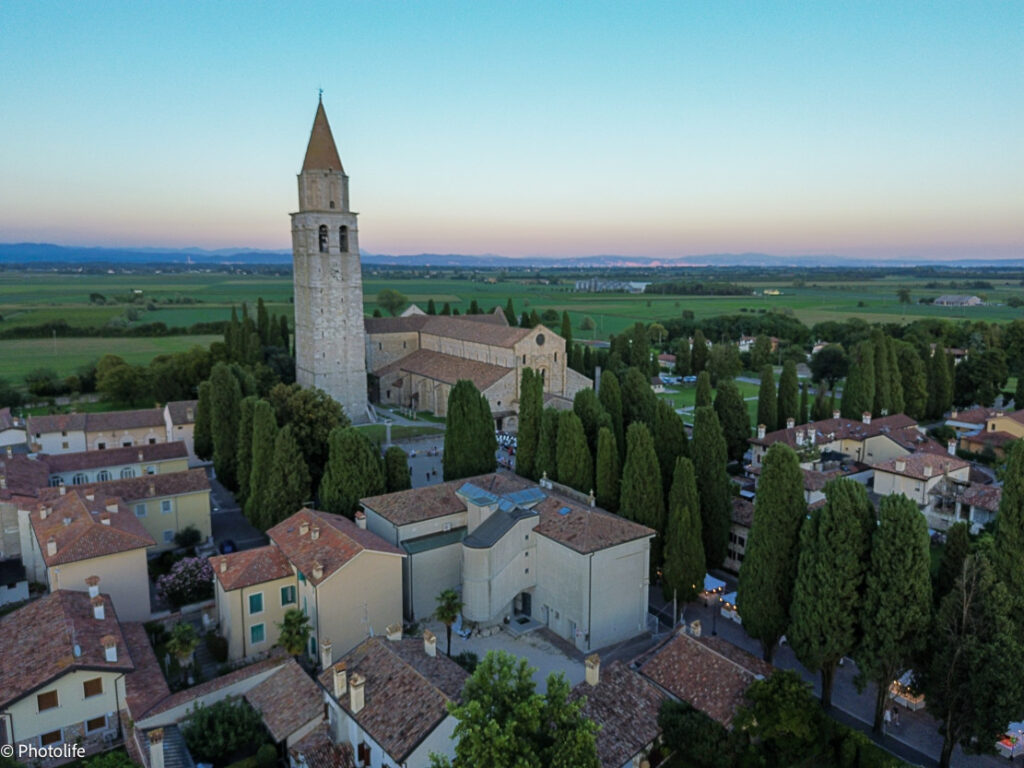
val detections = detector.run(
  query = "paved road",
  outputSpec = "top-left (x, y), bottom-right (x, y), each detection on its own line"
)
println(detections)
top-left (205, 466), bottom-right (268, 552)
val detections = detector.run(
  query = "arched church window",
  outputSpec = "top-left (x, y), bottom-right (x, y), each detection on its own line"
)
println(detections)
top-left (318, 225), bottom-right (329, 253)
top-left (339, 226), bottom-right (349, 252)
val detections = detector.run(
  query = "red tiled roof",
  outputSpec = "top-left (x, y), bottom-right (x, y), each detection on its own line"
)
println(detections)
top-left (30, 489), bottom-right (155, 566)
top-left (318, 637), bottom-right (468, 763)
top-left (85, 408), bottom-right (164, 433)
top-left (44, 442), bottom-right (188, 473)
top-left (268, 509), bottom-right (403, 585)
top-left (212, 545), bottom-right (293, 591)
top-left (122, 621), bottom-right (172, 718)
top-left (731, 497), bottom-right (754, 528)
top-left (639, 631), bottom-right (772, 728)
top-left (290, 724), bottom-right (355, 768)
top-left (570, 660), bottom-right (667, 768)
top-left (374, 348), bottom-right (513, 391)
top-left (0, 454), bottom-right (50, 500)
top-left (245, 659), bottom-right (323, 742)
top-left (534, 494), bottom-right (654, 555)
top-left (752, 414), bottom-right (919, 448)
top-left (0, 591), bottom-right (133, 708)
top-left (363, 315), bottom-right (432, 334)
top-left (961, 430), bottom-right (1020, 449)
top-left (948, 407), bottom-right (1000, 424)
top-left (39, 468), bottom-right (210, 503)
top-left (144, 651), bottom-right (289, 717)
top-left (961, 483), bottom-right (1002, 513)
top-left (27, 412), bottom-right (87, 435)
top-left (420, 316), bottom-right (533, 348)
top-left (872, 453), bottom-right (970, 482)
top-left (165, 400), bottom-right (198, 425)
top-left (0, 407), bottom-right (20, 431)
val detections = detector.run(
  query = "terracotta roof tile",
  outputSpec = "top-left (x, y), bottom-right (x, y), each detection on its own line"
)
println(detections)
top-left (165, 400), bottom-right (198, 425)
top-left (364, 315), bottom-right (432, 334)
top-left (362, 481), bottom-right (478, 527)
top-left (0, 407), bottom-right (20, 432)
top-left (752, 414), bottom-right (919, 448)
top-left (44, 442), bottom-right (188, 473)
top-left (374, 348), bottom-right (513, 391)
top-left (534, 494), bottom-right (654, 554)
top-left (269, 509), bottom-right (403, 585)
top-left (318, 637), bottom-right (468, 763)
top-left (212, 545), bottom-right (293, 591)
top-left (872, 453), bottom-right (970, 482)
top-left (302, 101), bottom-right (344, 172)
top-left (731, 498), bottom-right (754, 528)
top-left (962, 430), bottom-right (1020, 449)
top-left (0, 454), bottom-right (50, 500)
top-left (571, 660), bottom-right (667, 768)
top-left (39, 468), bottom-right (210, 503)
top-left (27, 412), bottom-right (87, 435)
top-left (0, 591), bottom-right (133, 708)
top-left (961, 483), bottom-right (1002, 513)
top-left (30, 489), bottom-right (155, 566)
top-left (290, 724), bottom-right (355, 768)
top-left (245, 659), bottom-right (323, 742)
top-left (85, 408), bottom-right (164, 433)
top-left (639, 631), bottom-right (772, 728)
top-left (948, 407), bottom-right (1000, 424)
top-left (144, 651), bottom-right (289, 717)
top-left (420, 316), bottom-right (533, 348)
top-left (122, 621), bottom-right (172, 718)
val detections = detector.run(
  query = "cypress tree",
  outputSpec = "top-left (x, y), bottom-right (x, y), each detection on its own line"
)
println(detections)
top-left (194, 380), bottom-right (214, 461)
top-left (811, 382), bottom-right (830, 422)
top-left (529, 309), bottom-right (540, 327)
top-left (690, 330), bottom-right (708, 373)
top-left (517, 368), bottom-right (543, 480)
top-left (840, 341), bottom-right (875, 419)
top-left (620, 423), bottom-right (665, 577)
top-left (926, 346), bottom-right (953, 419)
top-left (694, 371), bottom-right (712, 408)
top-left (560, 311), bottom-right (572, 348)
top-left (692, 406), bottom-right (731, 569)
top-left (209, 362), bottom-right (242, 490)
top-left (504, 298), bottom-right (516, 325)
top-left (245, 400), bottom-right (278, 529)
top-left (897, 344), bottom-right (928, 419)
top-left (887, 337), bottom-right (905, 414)
top-left (582, 345), bottom-right (593, 378)
top-left (738, 444), bottom-right (805, 662)
top-left (594, 427), bottom-right (620, 512)
top-left (279, 315), bottom-right (290, 356)
top-left (1015, 375), bottom-right (1024, 410)
top-left (871, 331), bottom-right (891, 416)
top-left (573, 388), bottom-right (606, 458)
top-left (570, 344), bottom-right (584, 373)
top-left (598, 370), bottom-right (625, 461)
top-left (750, 334), bottom-right (773, 370)
top-left (468, 299), bottom-right (481, 315)
top-left (442, 380), bottom-right (497, 481)
top-left (535, 408), bottom-right (560, 481)
top-left (519, 311), bottom-right (530, 327)
top-left (556, 411), bottom-right (592, 493)
top-left (653, 399), bottom-right (689, 499)
top-left (265, 425), bottom-right (311, 527)
top-left (789, 479), bottom-right (873, 708)
top-left (257, 297), bottom-right (270, 346)
top-left (994, 441), bottom-right (1024, 635)
top-left (384, 446), bottom-right (411, 492)
top-left (427, 298), bottom-right (437, 315)
top-left (441, 302), bottom-right (452, 316)
top-left (622, 367), bottom-right (657, 427)
top-left (799, 382), bottom-right (809, 425)
top-left (662, 457), bottom-right (705, 603)
top-left (855, 494), bottom-right (932, 732)
top-left (713, 379), bottom-right (749, 464)
top-left (226, 306), bottom-right (241, 362)
top-left (319, 427), bottom-right (386, 517)
top-left (776, 359), bottom-right (799, 430)
top-left (235, 396), bottom-right (258, 505)
top-left (756, 365), bottom-right (776, 435)
top-left (935, 521), bottom-right (969, 606)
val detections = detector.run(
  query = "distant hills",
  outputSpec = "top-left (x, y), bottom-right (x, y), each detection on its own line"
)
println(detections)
top-left (1, 242), bottom-right (1022, 269)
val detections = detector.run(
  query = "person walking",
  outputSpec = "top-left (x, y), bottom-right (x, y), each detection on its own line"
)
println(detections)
top-left (884, 707), bottom-right (892, 732)
top-left (892, 706), bottom-right (900, 727)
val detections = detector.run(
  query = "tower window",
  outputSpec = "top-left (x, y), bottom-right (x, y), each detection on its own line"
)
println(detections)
top-left (318, 225), bottom-right (329, 253)
top-left (339, 226), bottom-right (349, 252)
top-left (329, 200), bottom-right (335, 209)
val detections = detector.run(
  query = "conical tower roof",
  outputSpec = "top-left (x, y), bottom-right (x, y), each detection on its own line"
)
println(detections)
top-left (302, 99), bottom-right (344, 172)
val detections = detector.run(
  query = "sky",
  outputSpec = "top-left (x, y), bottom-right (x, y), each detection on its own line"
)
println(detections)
top-left (0, 1), bottom-right (1021, 260)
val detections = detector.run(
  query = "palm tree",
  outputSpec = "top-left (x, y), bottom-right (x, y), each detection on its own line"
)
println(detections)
top-left (166, 622), bottom-right (199, 683)
top-left (434, 588), bottom-right (463, 657)
top-left (275, 608), bottom-right (312, 658)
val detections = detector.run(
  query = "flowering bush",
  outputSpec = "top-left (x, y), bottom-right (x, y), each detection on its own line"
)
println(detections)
top-left (157, 557), bottom-right (214, 609)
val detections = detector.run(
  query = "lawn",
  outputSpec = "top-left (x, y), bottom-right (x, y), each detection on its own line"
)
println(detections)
top-left (355, 423), bottom-right (445, 445)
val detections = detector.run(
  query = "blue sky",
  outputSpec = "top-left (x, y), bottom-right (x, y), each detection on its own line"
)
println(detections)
top-left (0, 1), bottom-right (1021, 259)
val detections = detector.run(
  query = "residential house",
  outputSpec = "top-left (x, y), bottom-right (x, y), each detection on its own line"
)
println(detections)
top-left (288, 725), bottom-right (355, 768)
top-left (926, 478), bottom-right (1002, 534)
top-left (361, 471), bottom-right (654, 653)
top-left (44, 442), bottom-right (190, 487)
top-left (657, 353), bottom-right (676, 370)
top-left (27, 409), bottom-right (169, 455)
top-left (244, 660), bottom-right (325, 749)
top-left (20, 489), bottom-right (154, 620)
top-left (0, 408), bottom-right (26, 448)
top-left (318, 631), bottom-right (468, 768)
top-left (871, 453), bottom-right (973, 532)
top-left (723, 498), bottom-right (754, 574)
top-left (0, 590), bottom-right (133, 750)
top-left (0, 452), bottom-right (50, 559)
top-left (933, 295), bottom-right (982, 307)
top-left (570, 654), bottom-right (667, 768)
top-left (164, 401), bottom-right (199, 465)
top-left (958, 408), bottom-right (1024, 459)
top-left (26, 413), bottom-right (88, 454)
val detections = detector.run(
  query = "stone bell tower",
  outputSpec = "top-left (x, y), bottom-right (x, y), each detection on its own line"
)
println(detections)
top-left (291, 98), bottom-right (369, 423)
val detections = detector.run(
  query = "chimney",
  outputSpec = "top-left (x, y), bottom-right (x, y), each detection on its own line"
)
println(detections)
top-left (355, 510), bottom-right (367, 529)
top-left (99, 513), bottom-right (111, 526)
top-left (299, 520), bottom-right (309, 536)
top-left (148, 728), bottom-right (165, 768)
top-left (148, 482), bottom-right (155, 497)
top-left (86, 492), bottom-right (95, 501)
top-left (106, 501), bottom-right (118, 513)
top-left (86, 575), bottom-right (100, 597)
top-left (46, 536), bottom-right (57, 556)
top-left (947, 439), bottom-right (957, 456)
top-left (386, 623), bottom-right (402, 642)
top-left (423, 629), bottom-right (437, 657)
top-left (757, 424), bottom-right (766, 439)
top-left (102, 635), bottom-right (118, 662)
top-left (219, 558), bottom-right (227, 573)
top-left (138, 450), bottom-right (144, 462)
top-left (689, 619), bottom-right (702, 638)
top-left (996, 411), bottom-right (1005, 418)
top-left (332, 662), bottom-right (348, 698)
top-left (832, 409), bottom-right (841, 420)
top-left (587, 490), bottom-right (595, 507)
top-left (92, 596), bottom-right (105, 620)
top-left (59, 482), bottom-right (66, 496)
top-left (862, 411), bottom-right (872, 424)
top-left (809, 429), bottom-right (817, 445)
top-left (186, 407), bottom-right (194, 421)
top-left (795, 429), bottom-right (805, 446)
top-left (895, 459), bottom-right (907, 473)
top-left (584, 653), bottom-right (600, 686)
top-left (4, 446), bottom-right (11, 458)
top-left (311, 561), bottom-right (323, 581)
top-left (349, 672), bottom-right (365, 714)
top-left (320, 639), bottom-right (333, 669)
top-left (310, 525), bottom-right (320, 541)
top-left (923, 465), bottom-right (933, 478)
top-left (786, 417), bottom-right (795, 429)
top-left (951, 409), bottom-right (958, 418)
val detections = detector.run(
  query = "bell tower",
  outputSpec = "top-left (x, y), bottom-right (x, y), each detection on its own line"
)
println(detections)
top-left (291, 98), bottom-right (369, 423)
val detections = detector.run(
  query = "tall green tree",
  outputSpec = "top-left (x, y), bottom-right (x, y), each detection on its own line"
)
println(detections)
top-left (256, 297), bottom-right (270, 346)
top-left (854, 494), bottom-right (932, 732)
top-left (798, 382), bottom-right (809, 425)
top-left (811, 382), bottom-right (831, 422)
top-left (598, 370), bottom-right (625, 460)
top-left (267, 383), bottom-right (348, 491)
top-left (264, 425), bottom-right (311, 527)
top-left (692, 406), bottom-right (731, 569)
top-left (756, 365), bottom-right (777, 433)
top-left (442, 380), bottom-right (497, 481)
top-left (706, 343), bottom-right (741, 386)
top-left (209, 362), bottom-right (242, 490)
top-left (714, 380), bottom-right (749, 464)
top-left (840, 341), bottom-right (875, 419)
top-left (926, 346), bottom-right (953, 419)
top-left (234, 396), bottom-right (258, 505)
top-left (517, 368), bottom-right (544, 480)
top-left (871, 330), bottom-right (891, 416)
top-left (776, 360), bottom-right (799, 430)
top-left (935, 521), bottom-right (969, 606)
top-left (925, 553), bottom-right (1024, 768)
top-left (750, 334), bottom-right (774, 370)
top-left (245, 400), bottom-right (278, 529)
top-left (622, 366), bottom-right (657, 427)
top-left (560, 311), bottom-right (572, 348)
top-left (737, 444), bottom-right (806, 662)
top-left (694, 371), bottom-right (713, 407)
top-left (994, 440), bottom-right (1024, 635)
top-left (503, 298), bottom-right (516, 325)
top-left (384, 446), bottom-right (411, 492)
top-left (620, 423), bottom-right (665, 576)
top-left (278, 315), bottom-right (290, 355)
top-left (789, 479), bottom-right (874, 708)
top-left (194, 380), bottom-right (214, 461)
top-left (897, 343), bottom-right (928, 419)
top-left (556, 411), bottom-right (592, 493)
top-left (430, 651), bottom-right (599, 768)
top-left (427, 298), bottom-right (437, 315)
top-left (653, 397), bottom-right (689, 494)
top-left (690, 330), bottom-right (709, 373)
top-left (662, 457), bottom-right (705, 603)
top-left (377, 288), bottom-right (407, 316)
top-left (594, 427), bottom-right (620, 513)
top-left (886, 336), bottom-right (905, 415)
top-left (535, 408), bottom-right (560, 481)
top-left (572, 388), bottom-right (607, 458)
top-left (319, 427), bottom-right (385, 518)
